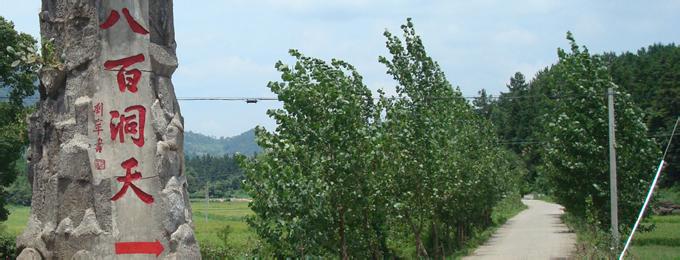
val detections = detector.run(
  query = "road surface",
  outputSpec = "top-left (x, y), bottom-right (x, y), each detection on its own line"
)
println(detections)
top-left (463, 199), bottom-right (576, 260)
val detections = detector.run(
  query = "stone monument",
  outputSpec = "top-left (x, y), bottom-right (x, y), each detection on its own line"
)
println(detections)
top-left (16, 0), bottom-right (200, 259)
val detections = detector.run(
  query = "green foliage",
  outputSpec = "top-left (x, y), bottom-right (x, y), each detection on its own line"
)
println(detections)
top-left (240, 19), bottom-right (525, 259)
top-left (185, 154), bottom-right (244, 199)
top-left (198, 225), bottom-right (239, 259)
top-left (656, 186), bottom-right (680, 205)
top-left (379, 19), bottom-right (522, 258)
top-left (472, 88), bottom-right (494, 119)
top-left (5, 155), bottom-right (31, 206)
top-left (240, 47), bottom-right (383, 258)
top-left (0, 16), bottom-right (38, 221)
top-left (563, 212), bottom-right (618, 259)
top-left (216, 225), bottom-right (233, 247)
top-left (487, 72), bottom-right (545, 194)
top-left (601, 44), bottom-right (680, 187)
top-left (540, 32), bottom-right (659, 234)
top-left (0, 228), bottom-right (16, 259)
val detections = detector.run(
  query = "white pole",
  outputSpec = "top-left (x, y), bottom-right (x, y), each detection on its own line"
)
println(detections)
top-left (618, 160), bottom-right (666, 260)
top-left (619, 117), bottom-right (679, 259)
top-left (608, 87), bottom-right (619, 246)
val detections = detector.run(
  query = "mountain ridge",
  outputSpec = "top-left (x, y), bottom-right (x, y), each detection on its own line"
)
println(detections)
top-left (184, 128), bottom-right (261, 156)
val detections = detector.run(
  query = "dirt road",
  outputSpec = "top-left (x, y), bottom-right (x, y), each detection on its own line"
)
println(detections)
top-left (463, 199), bottom-right (576, 260)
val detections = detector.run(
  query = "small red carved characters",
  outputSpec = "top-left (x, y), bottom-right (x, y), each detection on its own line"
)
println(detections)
top-left (95, 159), bottom-right (106, 170)
top-left (111, 157), bottom-right (154, 204)
top-left (104, 54), bottom-right (145, 93)
top-left (93, 102), bottom-right (104, 116)
top-left (100, 8), bottom-right (149, 35)
top-left (110, 105), bottom-right (146, 147)
top-left (93, 119), bottom-right (104, 135)
top-left (93, 102), bottom-right (105, 153)
top-left (95, 137), bottom-right (104, 153)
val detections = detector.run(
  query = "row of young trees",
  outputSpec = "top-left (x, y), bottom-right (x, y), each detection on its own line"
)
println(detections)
top-left (238, 19), bottom-right (524, 258)
top-left (474, 33), bottom-right (663, 240)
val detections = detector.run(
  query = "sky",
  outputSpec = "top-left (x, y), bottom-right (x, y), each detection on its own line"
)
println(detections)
top-left (1, 0), bottom-right (679, 137)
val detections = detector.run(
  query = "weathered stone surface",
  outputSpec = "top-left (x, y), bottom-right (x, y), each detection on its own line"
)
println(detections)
top-left (71, 250), bottom-right (94, 260)
top-left (18, 0), bottom-right (199, 258)
top-left (150, 43), bottom-right (178, 77)
top-left (17, 248), bottom-right (43, 260)
top-left (168, 224), bottom-right (201, 259)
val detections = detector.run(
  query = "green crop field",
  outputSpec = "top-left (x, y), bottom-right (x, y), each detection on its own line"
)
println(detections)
top-left (627, 215), bottom-right (680, 259)
top-left (2, 202), bottom-right (256, 250)
top-left (2, 206), bottom-right (30, 236)
top-left (191, 201), bottom-right (256, 248)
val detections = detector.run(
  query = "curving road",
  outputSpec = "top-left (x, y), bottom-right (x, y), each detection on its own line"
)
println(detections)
top-left (463, 199), bottom-right (576, 260)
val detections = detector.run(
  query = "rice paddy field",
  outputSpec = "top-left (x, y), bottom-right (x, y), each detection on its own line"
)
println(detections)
top-left (626, 215), bottom-right (680, 259)
top-left (2, 201), bottom-right (256, 249)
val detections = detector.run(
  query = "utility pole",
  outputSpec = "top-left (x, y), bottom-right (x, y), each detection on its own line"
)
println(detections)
top-left (205, 182), bottom-right (209, 223)
top-left (608, 87), bottom-right (619, 247)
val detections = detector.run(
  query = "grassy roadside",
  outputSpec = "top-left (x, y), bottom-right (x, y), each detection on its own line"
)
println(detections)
top-left (564, 213), bottom-right (680, 259)
top-left (561, 187), bottom-right (680, 259)
top-left (452, 196), bottom-right (528, 259)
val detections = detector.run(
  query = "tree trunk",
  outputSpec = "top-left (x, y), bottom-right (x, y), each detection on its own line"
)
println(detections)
top-left (406, 214), bottom-right (428, 258)
top-left (457, 223), bottom-right (465, 247)
top-left (339, 206), bottom-right (349, 260)
top-left (432, 220), bottom-right (441, 259)
top-left (363, 208), bottom-right (380, 259)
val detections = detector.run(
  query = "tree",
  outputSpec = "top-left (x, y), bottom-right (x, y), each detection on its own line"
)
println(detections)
top-left (379, 19), bottom-right (522, 258)
top-left (240, 19), bottom-right (525, 259)
top-left (184, 154), bottom-right (244, 198)
top-left (492, 72), bottom-right (531, 153)
top-left (239, 50), bottom-right (383, 258)
top-left (540, 32), bottom-right (659, 233)
top-left (0, 16), bottom-right (38, 221)
top-left (472, 88), bottom-right (494, 119)
top-left (601, 44), bottom-right (680, 187)
top-left (488, 71), bottom-right (546, 193)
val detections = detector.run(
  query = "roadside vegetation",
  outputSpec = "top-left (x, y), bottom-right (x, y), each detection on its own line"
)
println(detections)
top-left (239, 19), bottom-right (524, 258)
top-left (565, 189), bottom-right (680, 259)
top-left (1, 13), bottom-right (679, 260)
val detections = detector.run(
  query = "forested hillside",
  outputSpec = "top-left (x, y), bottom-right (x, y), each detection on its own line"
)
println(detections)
top-left (603, 44), bottom-right (680, 185)
top-left (186, 154), bottom-right (244, 199)
top-left (185, 129), bottom-right (261, 156)
top-left (476, 42), bottom-right (680, 190)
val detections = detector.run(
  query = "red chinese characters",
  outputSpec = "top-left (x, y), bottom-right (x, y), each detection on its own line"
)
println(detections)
top-left (100, 8), bottom-right (149, 35)
top-left (93, 102), bottom-right (105, 156)
top-left (93, 102), bottom-right (104, 116)
top-left (104, 54), bottom-right (145, 93)
top-left (111, 157), bottom-right (154, 204)
top-left (110, 105), bottom-right (146, 147)
top-left (109, 105), bottom-right (146, 147)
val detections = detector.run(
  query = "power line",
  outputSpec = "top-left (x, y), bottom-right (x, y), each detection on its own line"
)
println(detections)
top-left (1, 87), bottom-right (675, 102)
top-left (0, 93), bottom-right (607, 102)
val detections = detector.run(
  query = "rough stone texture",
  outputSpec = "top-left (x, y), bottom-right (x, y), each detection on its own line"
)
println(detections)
top-left (17, 247), bottom-right (43, 260)
top-left (17, 0), bottom-right (199, 258)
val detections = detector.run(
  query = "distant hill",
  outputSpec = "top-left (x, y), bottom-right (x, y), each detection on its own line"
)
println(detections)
top-left (184, 128), bottom-right (261, 156)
